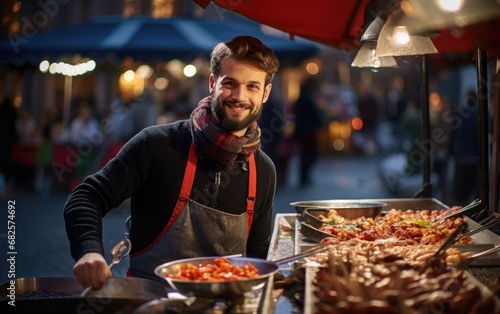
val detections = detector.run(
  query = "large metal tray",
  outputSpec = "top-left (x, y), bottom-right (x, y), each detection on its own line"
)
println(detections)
top-left (295, 198), bottom-right (500, 251)
top-left (268, 199), bottom-right (500, 312)
top-left (303, 265), bottom-right (500, 314)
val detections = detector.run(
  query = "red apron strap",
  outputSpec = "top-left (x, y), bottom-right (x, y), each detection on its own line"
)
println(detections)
top-left (166, 143), bottom-right (197, 229)
top-left (131, 143), bottom-right (197, 257)
top-left (246, 154), bottom-right (256, 237)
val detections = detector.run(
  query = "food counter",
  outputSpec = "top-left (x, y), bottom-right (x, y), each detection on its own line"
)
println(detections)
top-left (265, 198), bottom-right (500, 314)
top-left (2, 198), bottom-right (499, 313)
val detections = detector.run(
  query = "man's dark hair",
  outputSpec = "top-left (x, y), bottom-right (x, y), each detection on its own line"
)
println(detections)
top-left (210, 36), bottom-right (280, 86)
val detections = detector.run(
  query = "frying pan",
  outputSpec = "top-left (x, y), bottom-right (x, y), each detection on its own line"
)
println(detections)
top-left (154, 246), bottom-right (329, 298)
top-left (0, 277), bottom-right (167, 313)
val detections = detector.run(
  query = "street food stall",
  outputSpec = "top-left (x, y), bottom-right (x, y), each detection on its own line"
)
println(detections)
top-left (159, 1), bottom-right (500, 313)
top-left (2, 1), bottom-right (500, 312)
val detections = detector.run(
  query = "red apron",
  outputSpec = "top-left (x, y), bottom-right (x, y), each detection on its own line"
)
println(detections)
top-left (129, 144), bottom-right (256, 283)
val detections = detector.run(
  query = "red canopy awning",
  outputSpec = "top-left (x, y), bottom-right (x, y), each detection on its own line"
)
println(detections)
top-left (195, 0), bottom-right (500, 57)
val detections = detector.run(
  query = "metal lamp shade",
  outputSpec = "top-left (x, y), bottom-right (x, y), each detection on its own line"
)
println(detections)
top-left (376, 11), bottom-right (438, 57)
top-left (351, 41), bottom-right (398, 68)
top-left (351, 15), bottom-right (398, 68)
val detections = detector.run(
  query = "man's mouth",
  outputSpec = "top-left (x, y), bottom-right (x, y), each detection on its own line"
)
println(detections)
top-left (225, 103), bottom-right (249, 112)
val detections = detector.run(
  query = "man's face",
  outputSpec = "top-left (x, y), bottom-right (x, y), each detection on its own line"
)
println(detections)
top-left (209, 57), bottom-right (272, 136)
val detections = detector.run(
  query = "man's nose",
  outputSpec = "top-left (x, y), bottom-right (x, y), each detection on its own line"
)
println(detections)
top-left (232, 85), bottom-right (248, 102)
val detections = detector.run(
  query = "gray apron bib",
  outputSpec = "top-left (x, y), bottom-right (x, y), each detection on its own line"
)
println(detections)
top-left (129, 144), bottom-right (256, 284)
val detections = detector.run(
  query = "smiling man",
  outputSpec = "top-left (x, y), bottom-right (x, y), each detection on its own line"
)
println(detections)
top-left (210, 55), bottom-right (270, 135)
top-left (64, 36), bottom-right (280, 289)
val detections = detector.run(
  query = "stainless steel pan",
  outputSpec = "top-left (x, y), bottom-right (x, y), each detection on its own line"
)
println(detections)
top-left (155, 256), bottom-right (279, 298)
top-left (290, 200), bottom-right (386, 215)
top-left (154, 246), bottom-right (329, 298)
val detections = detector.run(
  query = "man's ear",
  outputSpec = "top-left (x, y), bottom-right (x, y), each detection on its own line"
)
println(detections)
top-left (262, 84), bottom-right (272, 103)
top-left (209, 74), bottom-right (215, 94)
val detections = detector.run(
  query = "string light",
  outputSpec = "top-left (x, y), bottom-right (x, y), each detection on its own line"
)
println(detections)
top-left (39, 59), bottom-right (96, 76)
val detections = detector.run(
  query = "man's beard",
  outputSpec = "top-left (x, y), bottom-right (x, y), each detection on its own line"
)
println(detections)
top-left (210, 95), bottom-right (262, 132)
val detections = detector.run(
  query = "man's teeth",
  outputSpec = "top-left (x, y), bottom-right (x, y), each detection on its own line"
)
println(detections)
top-left (228, 104), bottom-right (246, 111)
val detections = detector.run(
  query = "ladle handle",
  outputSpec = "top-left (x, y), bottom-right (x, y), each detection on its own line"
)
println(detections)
top-left (273, 245), bottom-right (329, 265)
top-left (79, 260), bottom-right (121, 297)
top-left (458, 245), bottom-right (500, 268)
top-left (468, 244), bottom-right (500, 260)
top-left (80, 238), bottom-right (131, 297)
top-left (80, 285), bottom-right (93, 297)
top-left (435, 199), bottom-right (482, 223)
top-left (455, 215), bottom-right (500, 242)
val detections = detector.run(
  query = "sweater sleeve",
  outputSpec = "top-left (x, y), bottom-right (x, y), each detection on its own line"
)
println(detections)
top-left (63, 129), bottom-right (152, 261)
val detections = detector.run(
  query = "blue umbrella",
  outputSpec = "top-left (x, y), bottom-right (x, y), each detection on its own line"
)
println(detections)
top-left (0, 16), bottom-right (318, 65)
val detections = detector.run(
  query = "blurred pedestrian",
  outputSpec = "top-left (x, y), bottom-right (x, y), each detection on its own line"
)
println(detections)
top-left (16, 107), bottom-right (41, 145)
top-left (293, 77), bottom-right (326, 186)
top-left (385, 77), bottom-right (408, 134)
top-left (107, 89), bottom-right (158, 144)
top-left (449, 90), bottom-right (479, 205)
top-left (430, 96), bottom-right (453, 202)
top-left (380, 77), bottom-right (408, 153)
top-left (401, 100), bottom-right (422, 176)
top-left (128, 89), bottom-right (159, 135)
top-left (68, 101), bottom-right (102, 147)
top-left (355, 81), bottom-right (381, 154)
top-left (258, 88), bottom-right (287, 185)
top-left (38, 105), bottom-right (60, 142)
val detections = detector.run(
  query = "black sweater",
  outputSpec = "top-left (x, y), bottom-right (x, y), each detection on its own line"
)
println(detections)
top-left (64, 120), bottom-right (276, 261)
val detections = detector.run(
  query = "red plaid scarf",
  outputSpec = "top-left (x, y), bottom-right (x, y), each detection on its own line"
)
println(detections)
top-left (190, 97), bottom-right (261, 169)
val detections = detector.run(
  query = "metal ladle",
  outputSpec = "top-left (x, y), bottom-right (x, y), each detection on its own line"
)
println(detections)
top-left (80, 238), bottom-right (132, 297)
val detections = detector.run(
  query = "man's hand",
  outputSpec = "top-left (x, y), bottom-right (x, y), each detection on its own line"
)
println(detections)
top-left (73, 252), bottom-right (112, 290)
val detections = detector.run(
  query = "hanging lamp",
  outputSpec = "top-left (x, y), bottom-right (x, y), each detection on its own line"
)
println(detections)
top-left (351, 15), bottom-right (398, 68)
